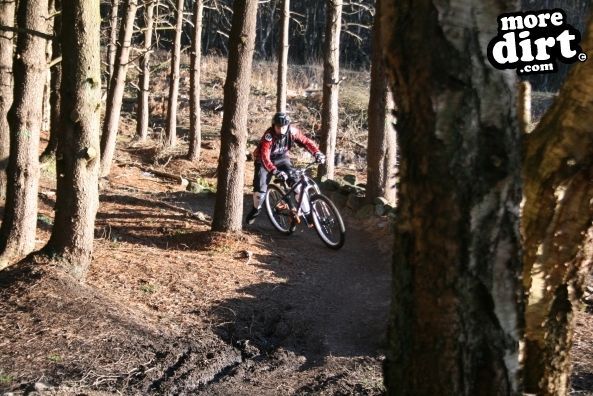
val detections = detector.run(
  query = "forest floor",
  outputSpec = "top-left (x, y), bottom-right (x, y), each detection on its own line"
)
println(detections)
top-left (0, 136), bottom-right (391, 395)
top-left (0, 57), bottom-right (592, 395)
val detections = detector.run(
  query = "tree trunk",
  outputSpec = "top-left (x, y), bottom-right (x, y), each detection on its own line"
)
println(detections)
top-left (365, 0), bottom-right (396, 205)
top-left (318, 0), bottom-right (341, 180)
top-left (40, 0), bottom-right (62, 163)
top-left (107, 0), bottom-right (120, 89)
top-left (0, 0), bottom-right (49, 263)
top-left (41, 1), bottom-right (53, 134)
top-left (276, 0), bottom-right (289, 112)
top-left (100, 0), bottom-right (137, 177)
top-left (43, 0), bottom-right (101, 279)
top-left (381, 1), bottom-right (523, 395)
top-left (257, 0), bottom-right (276, 59)
top-left (517, 81), bottom-right (531, 134)
top-left (0, 0), bottom-right (15, 200)
top-left (211, 0), bottom-right (258, 232)
top-left (522, 15), bottom-right (593, 395)
top-left (188, 0), bottom-right (203, 161)
top-left (136, 0), bottom-right (155, 141)
top-left (165, 0), bottom-right (184, 147)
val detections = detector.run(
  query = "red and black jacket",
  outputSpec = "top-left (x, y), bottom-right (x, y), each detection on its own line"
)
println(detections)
top-left (253, 125), bottom-right (320, 172)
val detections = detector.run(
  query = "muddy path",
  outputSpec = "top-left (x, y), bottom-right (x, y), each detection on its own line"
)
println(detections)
top-left (159, 189), bottom-right (392, 394)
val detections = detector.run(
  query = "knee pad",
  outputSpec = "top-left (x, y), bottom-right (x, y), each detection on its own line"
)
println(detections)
top-left (253, 192), bottom-right (265, 209)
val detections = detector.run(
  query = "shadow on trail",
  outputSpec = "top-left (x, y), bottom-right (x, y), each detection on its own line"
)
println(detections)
top-left (207, 195), bottom-right (392, 368)
top-left (95, 184), bottom-right (391, 368)
top-left (95, 192), bottom-right (215, 249)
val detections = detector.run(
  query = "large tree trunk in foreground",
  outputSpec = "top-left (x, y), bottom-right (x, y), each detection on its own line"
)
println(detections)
top-left (366, 0), bottom-right (396, 205)
top-left (318, 0), bottom-right (342, 180)
top-left (165, 0), bottom-right (184, 147)
top-left (40, 0), bottom-right (62, 163)
top-left (0, 0), bottom-right (49, 264)
top-left (100, 0), bottom-right (137, 177)
top-left (381, 1), bottom-right (523, 394)
top-left (0, 0), bottom-right (15, 200)
top-left (44, 0), bottom-right (101, 279)
top-left (188, 0), bottom-right (203, 161)
top-left (276, 0), bottom-right (289, 112)
top-left (211, 0), bottom-right (258, 232)
top-left (136, 0), bottom-right (155, 141)
top-left (522, 15), bottom-right (593, 396)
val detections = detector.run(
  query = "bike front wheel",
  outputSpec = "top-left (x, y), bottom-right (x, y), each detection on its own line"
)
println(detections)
top-left (310, 194), bottom-right (345, 249)
top-left (265, 184), bottom-right (296, 235)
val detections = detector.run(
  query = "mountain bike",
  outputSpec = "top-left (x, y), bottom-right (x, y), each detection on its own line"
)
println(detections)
top-left (264, 162), bottom-right (345, 249)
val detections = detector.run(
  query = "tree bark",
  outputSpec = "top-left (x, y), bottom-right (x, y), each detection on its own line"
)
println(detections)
top-left (135, 0), bottom-right (155, 141)
top-left (381, 1), bottom-right (523, 394)
top-left (165, 0), bottom-right (184, 147)
top-left (107, 0), bottom-right (120, 89)
top-left (40, 0), bottom-right (62, 163)
top-left (211, 0), bottom-right (258, 232)
top-left (41, 1), bottom-right (53, 134)
top-left (0, 0), bottom-right (49, 263)
top-left (0, 0), bottom-right (15, 200)
top-left (517, 81), bottom-right (531, 134)
top-left (43, 0), bottom-right (101, 279)
top-left (276, 0), bottom-right (289, 112)
top-left (188, 0), bottom-right (203, 161)
top-left (318, 0), bottom-right (342, 180)
top-left (100, 0), bottom-right (137, 177)
top-left (365, 0), bottom-right (396, 205)
top-left (522, 15), bottom-right (593, 395)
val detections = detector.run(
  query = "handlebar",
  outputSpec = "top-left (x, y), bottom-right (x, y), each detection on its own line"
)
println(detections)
top-left (290, 161), bottom-right (317, 177)
top-left (272, 162), bottom-right (318, 184)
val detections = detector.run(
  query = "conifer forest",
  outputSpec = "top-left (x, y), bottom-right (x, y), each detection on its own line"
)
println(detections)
top-left (0, 0), bottom-right (592, 394)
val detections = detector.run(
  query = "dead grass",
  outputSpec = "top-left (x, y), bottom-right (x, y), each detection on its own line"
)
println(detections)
top-left (140, 53), bottom-right (371, 174)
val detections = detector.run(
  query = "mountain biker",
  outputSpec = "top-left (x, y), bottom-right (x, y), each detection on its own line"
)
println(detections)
top-left (246, 112), bottom-right (326, 225)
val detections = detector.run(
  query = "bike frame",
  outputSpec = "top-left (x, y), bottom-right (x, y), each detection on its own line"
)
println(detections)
top-left (272, 162), bottom-right (320, 220)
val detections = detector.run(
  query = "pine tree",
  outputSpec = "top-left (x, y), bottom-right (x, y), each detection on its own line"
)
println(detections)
top-left (365, 0), bottom-right (396, 205)
top-left (276, 0), bottom-right (290, 112)
top-left (136, 0), bottom-right (155, 141)
top-left (165, 0), bottom-right (184, 147)
top-left (43, 0), bottom-right (101, 279)
top-left (100, 0), bottom-right (137, 177)
top-left (211, 0), bottom-right (258, 232)
top-left (318, 0), bottom-right (342, 180)
top-left (0, 0), bottom-right (50, 263)
top-left (188, 0), bottom-right (203, 161)
top-left (40, 0), bottom-right (62, 162)
top-left (0, 0), bottom-right (15, 199)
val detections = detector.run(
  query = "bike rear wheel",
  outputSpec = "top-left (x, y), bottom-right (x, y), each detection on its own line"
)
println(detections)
top-left (310, 194), bottom-right (345, 249)
top-left (265, 184), bottom-right (296, 235)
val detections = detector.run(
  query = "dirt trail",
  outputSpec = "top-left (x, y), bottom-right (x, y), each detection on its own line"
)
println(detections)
top-left (0, 96), bottom-right (387, 393)
top-left (0, 153), bottom-right (391, 395)
top-left (248, 216), bottom-right (391, 359)
top-left (161, 188), bottom-right (392, 394)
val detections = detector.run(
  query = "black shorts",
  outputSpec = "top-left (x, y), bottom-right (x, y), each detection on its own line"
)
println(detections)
top-left (253, 156), bottom-right (292, 193)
